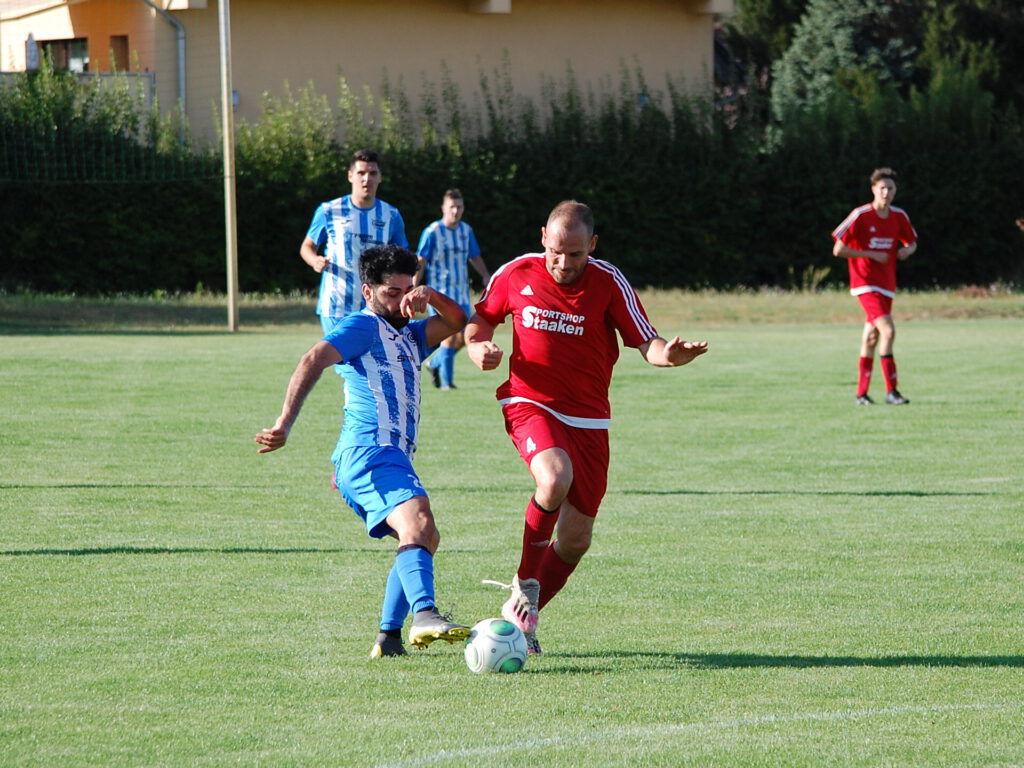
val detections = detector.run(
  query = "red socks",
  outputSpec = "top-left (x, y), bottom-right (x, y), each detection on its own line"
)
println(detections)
top-left (536, 544), bottom-right (577, 611)
top-left (857, 356), bottom-right (873, 397)
top-left (516, 497), bottom-right (578, 610)
top-left (880, 355), bottom-right (898, 392)
top-left (517, 497), bottom-right (558, 581)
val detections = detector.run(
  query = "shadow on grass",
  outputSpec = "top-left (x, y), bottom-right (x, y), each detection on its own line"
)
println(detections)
top-left (618, 489), bottom-right (991, 498)
top-left (3, 484), bottom-right (994, 498)
top-left (537, 651), bottom-right (1024, 673)
top-left (1, 483), bottom-right (268, 490)
top-left (0, 301), bottom-right (319, 334)
top-left (0, 545), bottom-right (371, 556)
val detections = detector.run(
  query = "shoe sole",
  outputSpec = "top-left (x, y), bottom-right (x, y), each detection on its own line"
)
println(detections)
top-left (408, 625), bottom-right (471, 649)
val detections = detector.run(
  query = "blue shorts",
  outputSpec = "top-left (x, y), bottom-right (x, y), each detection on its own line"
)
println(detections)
top-left (334, 445), bottom-right (427, 539)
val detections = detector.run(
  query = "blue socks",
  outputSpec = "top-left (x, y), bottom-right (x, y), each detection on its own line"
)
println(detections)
top-left (430, 347), bottom-right (457, 388)
top-left (379, 562), bottom-right (410, 631)
top-left (393, 545), bottom-right (436, 616)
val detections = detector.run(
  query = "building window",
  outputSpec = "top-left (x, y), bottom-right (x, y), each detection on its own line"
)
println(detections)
top-left (40, 38), bottom-right (89, 72)
top-left (109, 35), bottom-right (129, 71)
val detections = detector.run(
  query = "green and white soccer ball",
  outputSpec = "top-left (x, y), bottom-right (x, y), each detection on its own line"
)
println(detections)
top-left (464, 618), bottom-right (528, 674)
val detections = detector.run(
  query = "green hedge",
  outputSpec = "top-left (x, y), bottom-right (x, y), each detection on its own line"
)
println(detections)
top-left (2, 63), bottom-right (1022, 295)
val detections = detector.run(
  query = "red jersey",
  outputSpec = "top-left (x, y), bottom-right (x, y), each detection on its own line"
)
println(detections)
top-left (831, 204), bottom-right (917, 296)
top-left (474, 254), bottom-right (658, 425)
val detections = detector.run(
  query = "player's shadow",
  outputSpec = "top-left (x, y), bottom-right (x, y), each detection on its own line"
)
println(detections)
top-left (0, 545), bottom-right (369, 556)
top-left (537, 651), bottom-right (1024, 674)
top-left (1, 483), bottom-right (265, 490)
top-left (617, 490), bottom-right (991, 498)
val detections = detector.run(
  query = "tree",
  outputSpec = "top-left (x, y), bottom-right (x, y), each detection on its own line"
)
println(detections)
top-left (917, 0), bottom-right (1024, 112)
top-left (770, 0), bottom-right (919, 122)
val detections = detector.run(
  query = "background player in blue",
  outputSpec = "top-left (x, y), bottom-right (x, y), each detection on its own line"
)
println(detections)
top-left (299, 149), bottom-right (408, 335)
top-left (255, 245), bottom-right (470, 658)
top-left (414, 189), bottom-right (490, 390)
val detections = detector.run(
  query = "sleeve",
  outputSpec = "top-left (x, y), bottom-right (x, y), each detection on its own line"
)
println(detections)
top-left (472, 261), bottom-right (512, 325)
top-left (832, 210), bottom-right (856, 245)
top-left (306, 205), bottom-right (329, 247)
top-left (323, 313), bottom-right (374, 363)
top-left (899, 213), bottom-right (917, 246)
top-left (389, 209), bottom-right (409, 248)
top-left (604, 266), bottom-right (658, 348)
top-left (416, 224), bottom-right (435, 260)
top-left (466, 226), bottom-right (481, 260)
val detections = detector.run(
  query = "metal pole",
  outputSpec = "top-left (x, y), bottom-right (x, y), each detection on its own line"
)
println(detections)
top-left (218, 0), bottom-right (239, 331)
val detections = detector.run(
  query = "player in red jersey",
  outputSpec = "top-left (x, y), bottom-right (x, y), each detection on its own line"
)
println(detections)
top-left (466, 200), bottom-right (708, 654)
top-left (832, 167), bottom-right (918, 406)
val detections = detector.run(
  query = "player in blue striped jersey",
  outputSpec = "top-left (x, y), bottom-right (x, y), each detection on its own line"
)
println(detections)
top-left (414, 189), bottom-right (490, 390)
top-left (256, 245), bottom-right (470, 657)
top-left (300, 149), bottom-right (408, 335)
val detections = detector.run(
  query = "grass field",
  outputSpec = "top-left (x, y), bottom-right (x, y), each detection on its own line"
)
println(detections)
top-left (2, 292), bottom-right (1022, 766)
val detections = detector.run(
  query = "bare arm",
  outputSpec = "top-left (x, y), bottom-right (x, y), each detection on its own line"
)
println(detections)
top-left (639, 336), bottom-right (709, 367)
top-left (897, 242), bottom-right (917, 261)
top-left (399, 286), bottom-right (467, 347)
top-left (465, 313), bottom-right (504, 371)
top-left (832, 239), bottom-right (889, 263)
top-left (300, 236), bottom-right (329, 273)
top-left (413, 257), bottom-right (428, 287)
top-left (469, 256), bottom-right (491, 291)
top-left (254, 341), bottom-right (341, 453)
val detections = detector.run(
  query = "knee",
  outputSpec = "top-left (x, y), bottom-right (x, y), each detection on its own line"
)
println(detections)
top-left (533, 464), bottom-right (573, 504)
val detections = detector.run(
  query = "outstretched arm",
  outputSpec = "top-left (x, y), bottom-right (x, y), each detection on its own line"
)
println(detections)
top-left (465, 313), bottom-right (504, 371)
top-left (255, 341), bottom-right (341, 453)
top-left (639, 336), bottom-right (708, 367)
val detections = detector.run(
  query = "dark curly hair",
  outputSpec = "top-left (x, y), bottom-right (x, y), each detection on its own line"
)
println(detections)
top-left (359, 244), bottom-right (418, 287)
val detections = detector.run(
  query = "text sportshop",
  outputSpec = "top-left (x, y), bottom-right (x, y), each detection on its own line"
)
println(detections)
top-left (522, 305), bottom-right (585, 337)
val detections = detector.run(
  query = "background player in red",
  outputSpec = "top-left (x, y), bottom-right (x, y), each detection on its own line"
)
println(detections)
top-left (832, 167), bottom-right (918, 405)
top-left (465, 200), bottom-right (708, 654)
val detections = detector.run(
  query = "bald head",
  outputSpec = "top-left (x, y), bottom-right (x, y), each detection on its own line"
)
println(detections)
top-left (546, 200), bottom-right (595, 239)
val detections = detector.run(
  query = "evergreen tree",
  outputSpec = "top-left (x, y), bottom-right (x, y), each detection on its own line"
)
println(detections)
top-left (917, 0), bottom-right (1024, 112)
top-left (724, 0), bottom-right (809, 79)
top-left (770, 0), bottom-right (918, 121)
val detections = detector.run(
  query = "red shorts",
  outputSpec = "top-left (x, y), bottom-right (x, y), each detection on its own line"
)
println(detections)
top-left (857, 292), bottom-right (893, 323)
top-left (502, 401), bottom-right (609, 518)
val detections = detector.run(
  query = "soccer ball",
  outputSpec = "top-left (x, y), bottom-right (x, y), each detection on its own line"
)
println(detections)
top-left (464, 618), bottom-right (528, 674)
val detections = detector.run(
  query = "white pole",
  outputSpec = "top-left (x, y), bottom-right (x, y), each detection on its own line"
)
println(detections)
top-left (218, 0), bottom-right (239, 331)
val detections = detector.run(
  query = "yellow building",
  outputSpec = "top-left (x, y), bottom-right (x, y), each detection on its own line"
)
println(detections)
top-left (1, 0), bottom-right (733, 142)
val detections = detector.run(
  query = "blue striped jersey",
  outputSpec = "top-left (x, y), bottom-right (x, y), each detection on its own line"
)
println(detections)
top-left (324, 309), bottom-right (433, 460)
top-left (307, 196), bottom-right (408, 318)
top-left (416, 220), bottom-right (481, 307)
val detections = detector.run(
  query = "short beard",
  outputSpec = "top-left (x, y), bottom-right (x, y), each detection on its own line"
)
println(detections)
top-left (367, 296), bottom-right (409, 329)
